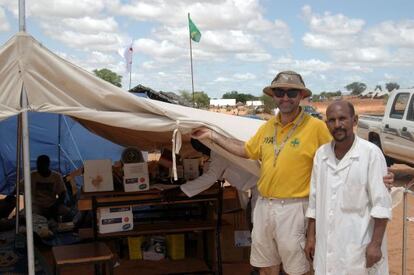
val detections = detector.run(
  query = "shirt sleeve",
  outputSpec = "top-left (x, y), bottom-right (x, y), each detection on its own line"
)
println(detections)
top-left (245, 122), bottom-right (267, 160)
top-left (306, 151), bottom-right (320, 219)
top-left (367, 146), bottom-right (392, 220)
top-left (180, 152), bottom-right (226, 197)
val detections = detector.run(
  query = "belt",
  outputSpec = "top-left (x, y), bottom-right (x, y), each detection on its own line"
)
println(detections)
top-left (260, 196), bottom-right (308, 204)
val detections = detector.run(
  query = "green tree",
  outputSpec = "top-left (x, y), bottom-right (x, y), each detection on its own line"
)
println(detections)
top-left (375, 85), bottom-right (382, 91)
top-left (344, 82), bottom-right (367, 95)
top-left (222, 91), bottom-right (256, 103)
top-left (179, 90), bottom-right (210, 108)
top-left (260, 95), bottom-right (276, 114)
top-left (93, 68), bottom-right (122, 87)
top-left (385, 82), bottom-right (400, 92)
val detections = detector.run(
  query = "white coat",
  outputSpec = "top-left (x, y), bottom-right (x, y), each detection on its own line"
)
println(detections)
top-left (306, 137), bottom-right (392, 275)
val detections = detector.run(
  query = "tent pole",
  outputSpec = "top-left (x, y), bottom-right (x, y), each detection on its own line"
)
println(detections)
top-left (19, 1), bottom-right (35, 274)
top-left (21, 87), bottom-right (35, 275)
top-left (19, 0), bottom-right (25, 32)
top-left (15, 115), bottom-right (22, 234)
top-left (58, 114), bottom-right (61, 173)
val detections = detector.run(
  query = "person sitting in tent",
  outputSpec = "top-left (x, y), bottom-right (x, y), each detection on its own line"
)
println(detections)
top-left (25, 155), bottom-right (70, 220)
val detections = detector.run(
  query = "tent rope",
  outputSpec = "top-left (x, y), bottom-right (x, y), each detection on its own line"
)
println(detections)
top-left (62, 116), bottom-right (84, 163)
top-left (58, 145), bottom-right (79, 170)
top-left (171, 121), bottom-right (182, 180)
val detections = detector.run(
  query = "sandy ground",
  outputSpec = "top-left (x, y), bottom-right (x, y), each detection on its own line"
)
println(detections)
top-left (312, 97), bottom-right (386, 116)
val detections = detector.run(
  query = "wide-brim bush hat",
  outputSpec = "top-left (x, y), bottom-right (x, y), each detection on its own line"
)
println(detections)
top-left (263, 70), bottom-right (312, 98)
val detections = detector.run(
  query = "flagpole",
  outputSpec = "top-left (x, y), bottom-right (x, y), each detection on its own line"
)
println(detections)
top-left (129, 69), bottom-right (132, 90)
top-left (188, 13), bottom-right (195, 107)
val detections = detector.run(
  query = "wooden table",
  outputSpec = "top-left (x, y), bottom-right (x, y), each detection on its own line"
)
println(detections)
top-left (52, 242), bottom-right (114, 275)
top-left (77, 183), bottom-right (238, 274)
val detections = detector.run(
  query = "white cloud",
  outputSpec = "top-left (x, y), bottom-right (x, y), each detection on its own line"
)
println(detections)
top-left (110, 0), bottom-right (291, 62)
top-left (269, 57), bottom-right (333, 75)
top-left (214, 77), bottom-right (231, 82)
top-left (135, 38), bottom-right (184, 62)
top-left (0, 7), bottom-right (10, 32)
top-left (301, 5), bottom-right (365, 35)
top-left (364, 20), bottom-right (414, 47)
top-left (233, 73), bottom-right (256, 80)
top-left (302, 33), bottom-right (343, 50)
top-left (28, 0), bottom-right (105, 18)
top-left (332, 47), bottom-right (391, 63)
top-left (61, 17), bottom-right (118, 34)
top-left (43, 28), bottom-right (124, 51)
top-left (235, 53), bottom-right (271, 62)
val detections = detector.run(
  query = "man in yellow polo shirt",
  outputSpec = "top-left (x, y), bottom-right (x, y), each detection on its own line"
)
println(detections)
top-left (192, 71), bottom-right (392, 275)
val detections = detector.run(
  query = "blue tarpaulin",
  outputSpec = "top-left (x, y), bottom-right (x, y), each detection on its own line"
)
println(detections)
top-left (0, 112), bottom-right (125, 194)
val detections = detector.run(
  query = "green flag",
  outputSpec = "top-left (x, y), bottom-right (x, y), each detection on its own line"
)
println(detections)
top-left (188, 16), bottom-right (201, 42)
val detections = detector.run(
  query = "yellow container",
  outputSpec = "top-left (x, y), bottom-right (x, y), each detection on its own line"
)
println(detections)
top-left (128, 236), bottom-right (144, 260)
top-left (167, 234), bottom-right (185, 260)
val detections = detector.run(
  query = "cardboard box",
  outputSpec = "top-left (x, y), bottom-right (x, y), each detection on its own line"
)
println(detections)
top-left (183, 158), bottom-right (200, 180)
top-left (123, 162), bottom-right (150, 192)
top-left (83, 159), bottom-right (114, 192)
top-left (97, 206), bottom-right (133, 234)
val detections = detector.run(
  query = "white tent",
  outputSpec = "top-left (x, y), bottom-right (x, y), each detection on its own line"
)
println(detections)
top-left (0, 32), bottom-right (263, 174)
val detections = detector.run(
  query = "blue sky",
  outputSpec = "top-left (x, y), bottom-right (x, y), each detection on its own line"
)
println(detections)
top-left (0, 1), bottom-right (413, 98)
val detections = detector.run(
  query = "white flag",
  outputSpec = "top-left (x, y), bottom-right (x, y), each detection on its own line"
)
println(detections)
top-left (124, 44), bottom-right (133, 73)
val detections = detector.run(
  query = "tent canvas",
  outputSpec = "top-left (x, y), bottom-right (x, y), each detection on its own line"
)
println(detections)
top-left (0, 32), bottom-right (264, 176)
top-left (0, 112), bottom-right (124, 194)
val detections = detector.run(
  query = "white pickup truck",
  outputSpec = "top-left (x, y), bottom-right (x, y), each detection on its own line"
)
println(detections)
top-left (357, 89), bottom-right (414, 166)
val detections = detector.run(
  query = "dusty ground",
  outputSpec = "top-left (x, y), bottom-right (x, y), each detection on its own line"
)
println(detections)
top-left (212, 96), bottom-right (387, 119)
top-left (312, 97), bottom-right (386, 116)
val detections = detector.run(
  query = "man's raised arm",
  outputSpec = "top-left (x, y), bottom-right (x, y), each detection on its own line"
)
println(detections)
top-left (191, 127), bottom-right (248, 158)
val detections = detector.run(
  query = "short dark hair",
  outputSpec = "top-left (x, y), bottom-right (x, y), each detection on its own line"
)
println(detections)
top-left (190, 138), bottom-right (211, 156)
top-left (328, 100), bottom-right (355, 117)
top-left (37, 155), bottom-right (50, 166)
top-left (344, 100), bottom-right (355, 117)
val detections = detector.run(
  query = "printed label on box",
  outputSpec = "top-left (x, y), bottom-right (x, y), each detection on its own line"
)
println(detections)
top-left (123, 163), bottom-right (149, 192)
top-left (97, 206), bottom-right (133, 234)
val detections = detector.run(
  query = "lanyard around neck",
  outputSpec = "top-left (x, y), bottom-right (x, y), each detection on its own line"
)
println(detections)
top-left (273, 112), bottom-right (305, 167)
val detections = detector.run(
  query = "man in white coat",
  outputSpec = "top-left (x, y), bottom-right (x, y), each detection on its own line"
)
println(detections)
top-left (304, 100), bottom-right (392, 275)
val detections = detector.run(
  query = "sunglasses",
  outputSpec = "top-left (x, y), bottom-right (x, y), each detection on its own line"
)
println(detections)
top-left (272, 88), bottom-right (302, 98)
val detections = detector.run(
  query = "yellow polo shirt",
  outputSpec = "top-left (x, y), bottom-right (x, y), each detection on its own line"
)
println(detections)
top-left (245, 110), bottom-right (331, 198)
